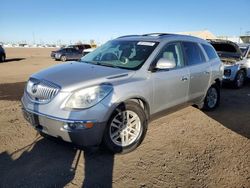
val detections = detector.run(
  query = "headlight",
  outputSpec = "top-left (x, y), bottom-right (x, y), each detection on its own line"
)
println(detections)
top-left (65, 84), bottom-right (113, 109)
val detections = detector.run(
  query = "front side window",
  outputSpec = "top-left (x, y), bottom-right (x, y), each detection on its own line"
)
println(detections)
top-left (183, 42), bottom-right (206, 66)
top-left (154, 42), bottom-right (185, 68)
top-left (81, 40), bottom-right (159, 70)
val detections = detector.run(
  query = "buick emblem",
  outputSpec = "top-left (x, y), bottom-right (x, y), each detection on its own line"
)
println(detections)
top-left (31, 84), bottom-right (38, 94)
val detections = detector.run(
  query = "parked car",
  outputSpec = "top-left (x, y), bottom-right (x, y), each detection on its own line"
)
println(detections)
top-left (22, 33), bottom-right (222, 153)
top-left (208, 39), bottom-right (249, 88)
top-left (0, 45), bottom-right (6, 63)
top-left (51, 48), bottom-right (83, 62)
top-left (68, 44), bottom-right (92, 53)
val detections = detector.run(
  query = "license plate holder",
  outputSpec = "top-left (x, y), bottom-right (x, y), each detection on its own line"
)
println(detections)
top-left (22, 109), bottom-right (39, 127)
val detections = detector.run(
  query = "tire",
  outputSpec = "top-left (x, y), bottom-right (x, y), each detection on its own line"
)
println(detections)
top-left (103, 101), bottom-right (148, 154)
top-left (202, 84), bottom-right (220, 111)
top-left (60, 55), bottom-right (67, 62)
top-left (234, 70), bottom-right (245, 89)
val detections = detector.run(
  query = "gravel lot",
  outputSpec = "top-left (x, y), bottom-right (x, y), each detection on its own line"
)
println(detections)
top-left (0, 48), bottom-right (249, 188)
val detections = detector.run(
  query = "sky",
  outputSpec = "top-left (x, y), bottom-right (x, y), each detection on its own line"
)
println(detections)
top-left (1, 0), bottom-right (250, 44)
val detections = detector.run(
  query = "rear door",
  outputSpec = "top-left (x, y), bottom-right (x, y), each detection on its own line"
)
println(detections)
top-left (182, 42), bottom-right (211, 102)
top-left (71, 48), bottom-right (82, 60)
top-left (152, 42), bottom-right (190, 113)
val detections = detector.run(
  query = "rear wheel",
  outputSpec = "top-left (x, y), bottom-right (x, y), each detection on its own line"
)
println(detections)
top-left (60, 55), bottom-right (67, 62)
top-left (202, 85), bottom-right (220, 111)
top-left (234, 70), bottom-right (245, 89)
top-left (103, 101), bottom-right (148, 154)
top-left (0, 54), bottom-right (5, 62)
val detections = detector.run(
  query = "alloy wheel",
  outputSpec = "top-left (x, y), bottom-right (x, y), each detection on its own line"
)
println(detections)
top-left (109, 110), bottom-right (142, 147)
top-left (207, 87), bottom-right (218, 109)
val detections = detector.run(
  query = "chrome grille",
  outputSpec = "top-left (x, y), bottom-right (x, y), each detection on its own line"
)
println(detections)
top-left (26, 78), bottom-right (60, 103)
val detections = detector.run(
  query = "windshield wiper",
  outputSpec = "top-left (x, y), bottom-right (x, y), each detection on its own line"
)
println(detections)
top-left (92, 61), bottom-right (125, 69)
top-left (80, 60), bottom-right (129, 70)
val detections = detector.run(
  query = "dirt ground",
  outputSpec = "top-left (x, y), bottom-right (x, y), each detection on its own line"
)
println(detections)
top-left (0, 48), bottom-right (249, 188)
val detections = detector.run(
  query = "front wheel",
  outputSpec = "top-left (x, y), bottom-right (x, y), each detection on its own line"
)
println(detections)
top-left (202, 85), bottom-right (220, 111)
top-left (234, 70), bottom-right (245, 89)
top-left (103, 101), bottom-right (148, 154)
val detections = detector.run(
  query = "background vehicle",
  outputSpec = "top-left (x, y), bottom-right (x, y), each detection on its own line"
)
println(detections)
top-left (208, 39), bottom-right (249, 88)
top-left (0, 45), bottom-right (6, 62)
top-left (22, 34), bottom-right (222, 153)
top-left (51, 47), bottom-right (83, 61)
top-left (68, 44), bottom-right (91, 53)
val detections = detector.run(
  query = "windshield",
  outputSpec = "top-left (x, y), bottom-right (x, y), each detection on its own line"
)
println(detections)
top-left (81, 40), bottom-right (158, 70)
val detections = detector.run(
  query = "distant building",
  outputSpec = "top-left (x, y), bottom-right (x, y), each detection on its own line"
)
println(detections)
top-left (178, 30), bottom-right (216, 39)
top-left (217, 35), bottom-right (250, 44)
top-left (178, 30), bottom-right (250, 44)
top-left (217, 36), bottom-right (243, 43)
top-left (240, 35), bottom-right (250, 43)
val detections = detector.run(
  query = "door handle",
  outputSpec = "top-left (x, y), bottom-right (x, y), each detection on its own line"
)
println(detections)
top-left (181, 76), bottom-right (188, 81)
top-left (204, 71), bottom-right (210, 75)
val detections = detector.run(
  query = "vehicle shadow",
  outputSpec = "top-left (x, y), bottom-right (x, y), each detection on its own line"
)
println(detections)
top-left (0, 136), bottom-right (114, 187)
top-left (3, 58), bottom-right (26, 63)
top-left (0, 82), bottom-right (26, 101)
top-left (0, 137), bottom-right (77, 187)
top-left (204, 85), bottom-right (250, 139)
top-left (82, 147), bottom-right (114, 188)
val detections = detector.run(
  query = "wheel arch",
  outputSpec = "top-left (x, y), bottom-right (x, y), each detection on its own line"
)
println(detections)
top-left (213, 78), bottom-right (221, 89)
top-left (110, 96), bottom-right (151, 121)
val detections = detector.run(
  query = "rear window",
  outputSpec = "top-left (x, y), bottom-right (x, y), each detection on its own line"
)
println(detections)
top-left (182, 42), bottom-right (206, 66)
top-left (202, 44), bottom-right (218, 60)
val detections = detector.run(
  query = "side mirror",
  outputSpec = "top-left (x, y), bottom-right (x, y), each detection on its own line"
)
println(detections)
top-left (155, 58), bottom-right (176, 70)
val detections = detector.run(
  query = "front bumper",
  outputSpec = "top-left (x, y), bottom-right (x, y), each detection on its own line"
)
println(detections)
top-left (22, 105), bottom-right (107, 146)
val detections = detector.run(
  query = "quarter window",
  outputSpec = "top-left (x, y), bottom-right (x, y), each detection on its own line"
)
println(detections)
top-left (202, 44), bottom-right (218, 60)
top-left (183, 42), bottom-right (206, 65)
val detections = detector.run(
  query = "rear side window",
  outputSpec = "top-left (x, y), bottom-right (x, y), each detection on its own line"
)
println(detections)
top-left (182, 42), bottom-right (206, 66)
top-left (84, 45), bottom-right (91, 49)
top-left (202, 44), bottom-right (218, 60)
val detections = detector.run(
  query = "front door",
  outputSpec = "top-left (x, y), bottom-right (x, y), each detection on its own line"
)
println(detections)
top-left (151, 42), bottom-right (190, 113)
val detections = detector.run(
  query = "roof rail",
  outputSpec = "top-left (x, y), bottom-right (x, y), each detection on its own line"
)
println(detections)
top-left (142, 33), bottom-right (175, 37)
top-left (117, 35), bottom-right (141, 39)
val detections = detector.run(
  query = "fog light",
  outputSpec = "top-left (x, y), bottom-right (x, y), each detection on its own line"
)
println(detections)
top-left (65, 122), bottom-right (94, 130)
top-left (224, 69), bottom-right (231, 77)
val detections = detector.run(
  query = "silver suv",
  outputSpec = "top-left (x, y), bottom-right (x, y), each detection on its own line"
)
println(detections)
top-left (22, 34), bottom-right (223, 153)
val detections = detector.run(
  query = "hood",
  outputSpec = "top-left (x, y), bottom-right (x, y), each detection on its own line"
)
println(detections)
top-left (31, 61), bottom-right (135, 92)
top-left (209, 40), bottom-right (242, 59)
